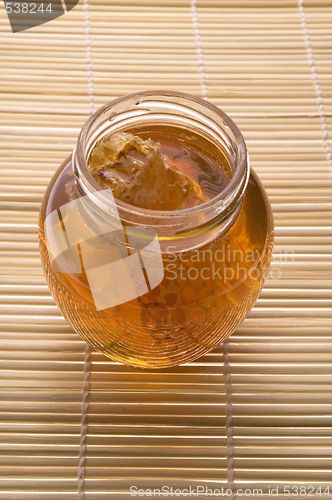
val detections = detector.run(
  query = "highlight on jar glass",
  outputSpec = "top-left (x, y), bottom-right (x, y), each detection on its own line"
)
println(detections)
top-left (38, 91), bottom-right (274, 369)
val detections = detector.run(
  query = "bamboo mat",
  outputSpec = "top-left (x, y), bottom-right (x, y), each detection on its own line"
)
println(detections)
top-left (0, 0), bottom-right (332, 498)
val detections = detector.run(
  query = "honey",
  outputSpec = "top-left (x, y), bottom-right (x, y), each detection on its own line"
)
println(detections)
top-left (87, 130), bottom-right (209, 210)
top-left (38, 91), bottom-right (274, 368)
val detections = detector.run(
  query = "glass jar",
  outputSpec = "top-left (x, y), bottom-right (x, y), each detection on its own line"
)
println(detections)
top-left (38, 91), bottom-right (274, 369)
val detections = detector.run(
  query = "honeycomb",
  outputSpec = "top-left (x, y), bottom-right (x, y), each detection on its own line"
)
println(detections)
top-left (88, 132), bottom-right (207, 210)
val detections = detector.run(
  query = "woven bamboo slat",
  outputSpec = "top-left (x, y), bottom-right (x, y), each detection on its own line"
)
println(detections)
top-left (0, 0), bottom-right (331, 498)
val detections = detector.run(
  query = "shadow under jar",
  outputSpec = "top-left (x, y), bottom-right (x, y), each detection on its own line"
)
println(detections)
top-left (39, 91), bottom-right (274, 369)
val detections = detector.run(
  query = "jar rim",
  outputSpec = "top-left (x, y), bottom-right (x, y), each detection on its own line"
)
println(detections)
top-left (74, 90), bottom-right (249, 226)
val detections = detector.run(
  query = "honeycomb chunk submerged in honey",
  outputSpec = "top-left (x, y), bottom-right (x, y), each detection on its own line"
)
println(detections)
top-left (88, 132), bottom-right (206, 210)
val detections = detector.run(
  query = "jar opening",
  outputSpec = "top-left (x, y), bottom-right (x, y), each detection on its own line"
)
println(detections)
top-left (73, 91), bottom-right (249, 239)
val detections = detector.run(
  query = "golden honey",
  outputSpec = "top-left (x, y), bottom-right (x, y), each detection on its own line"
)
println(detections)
top-left (38, 91), bottom-right (274, 368)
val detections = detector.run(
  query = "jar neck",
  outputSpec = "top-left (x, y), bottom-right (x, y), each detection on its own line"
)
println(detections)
top-left (72, 91), bottom-right (250, 252)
